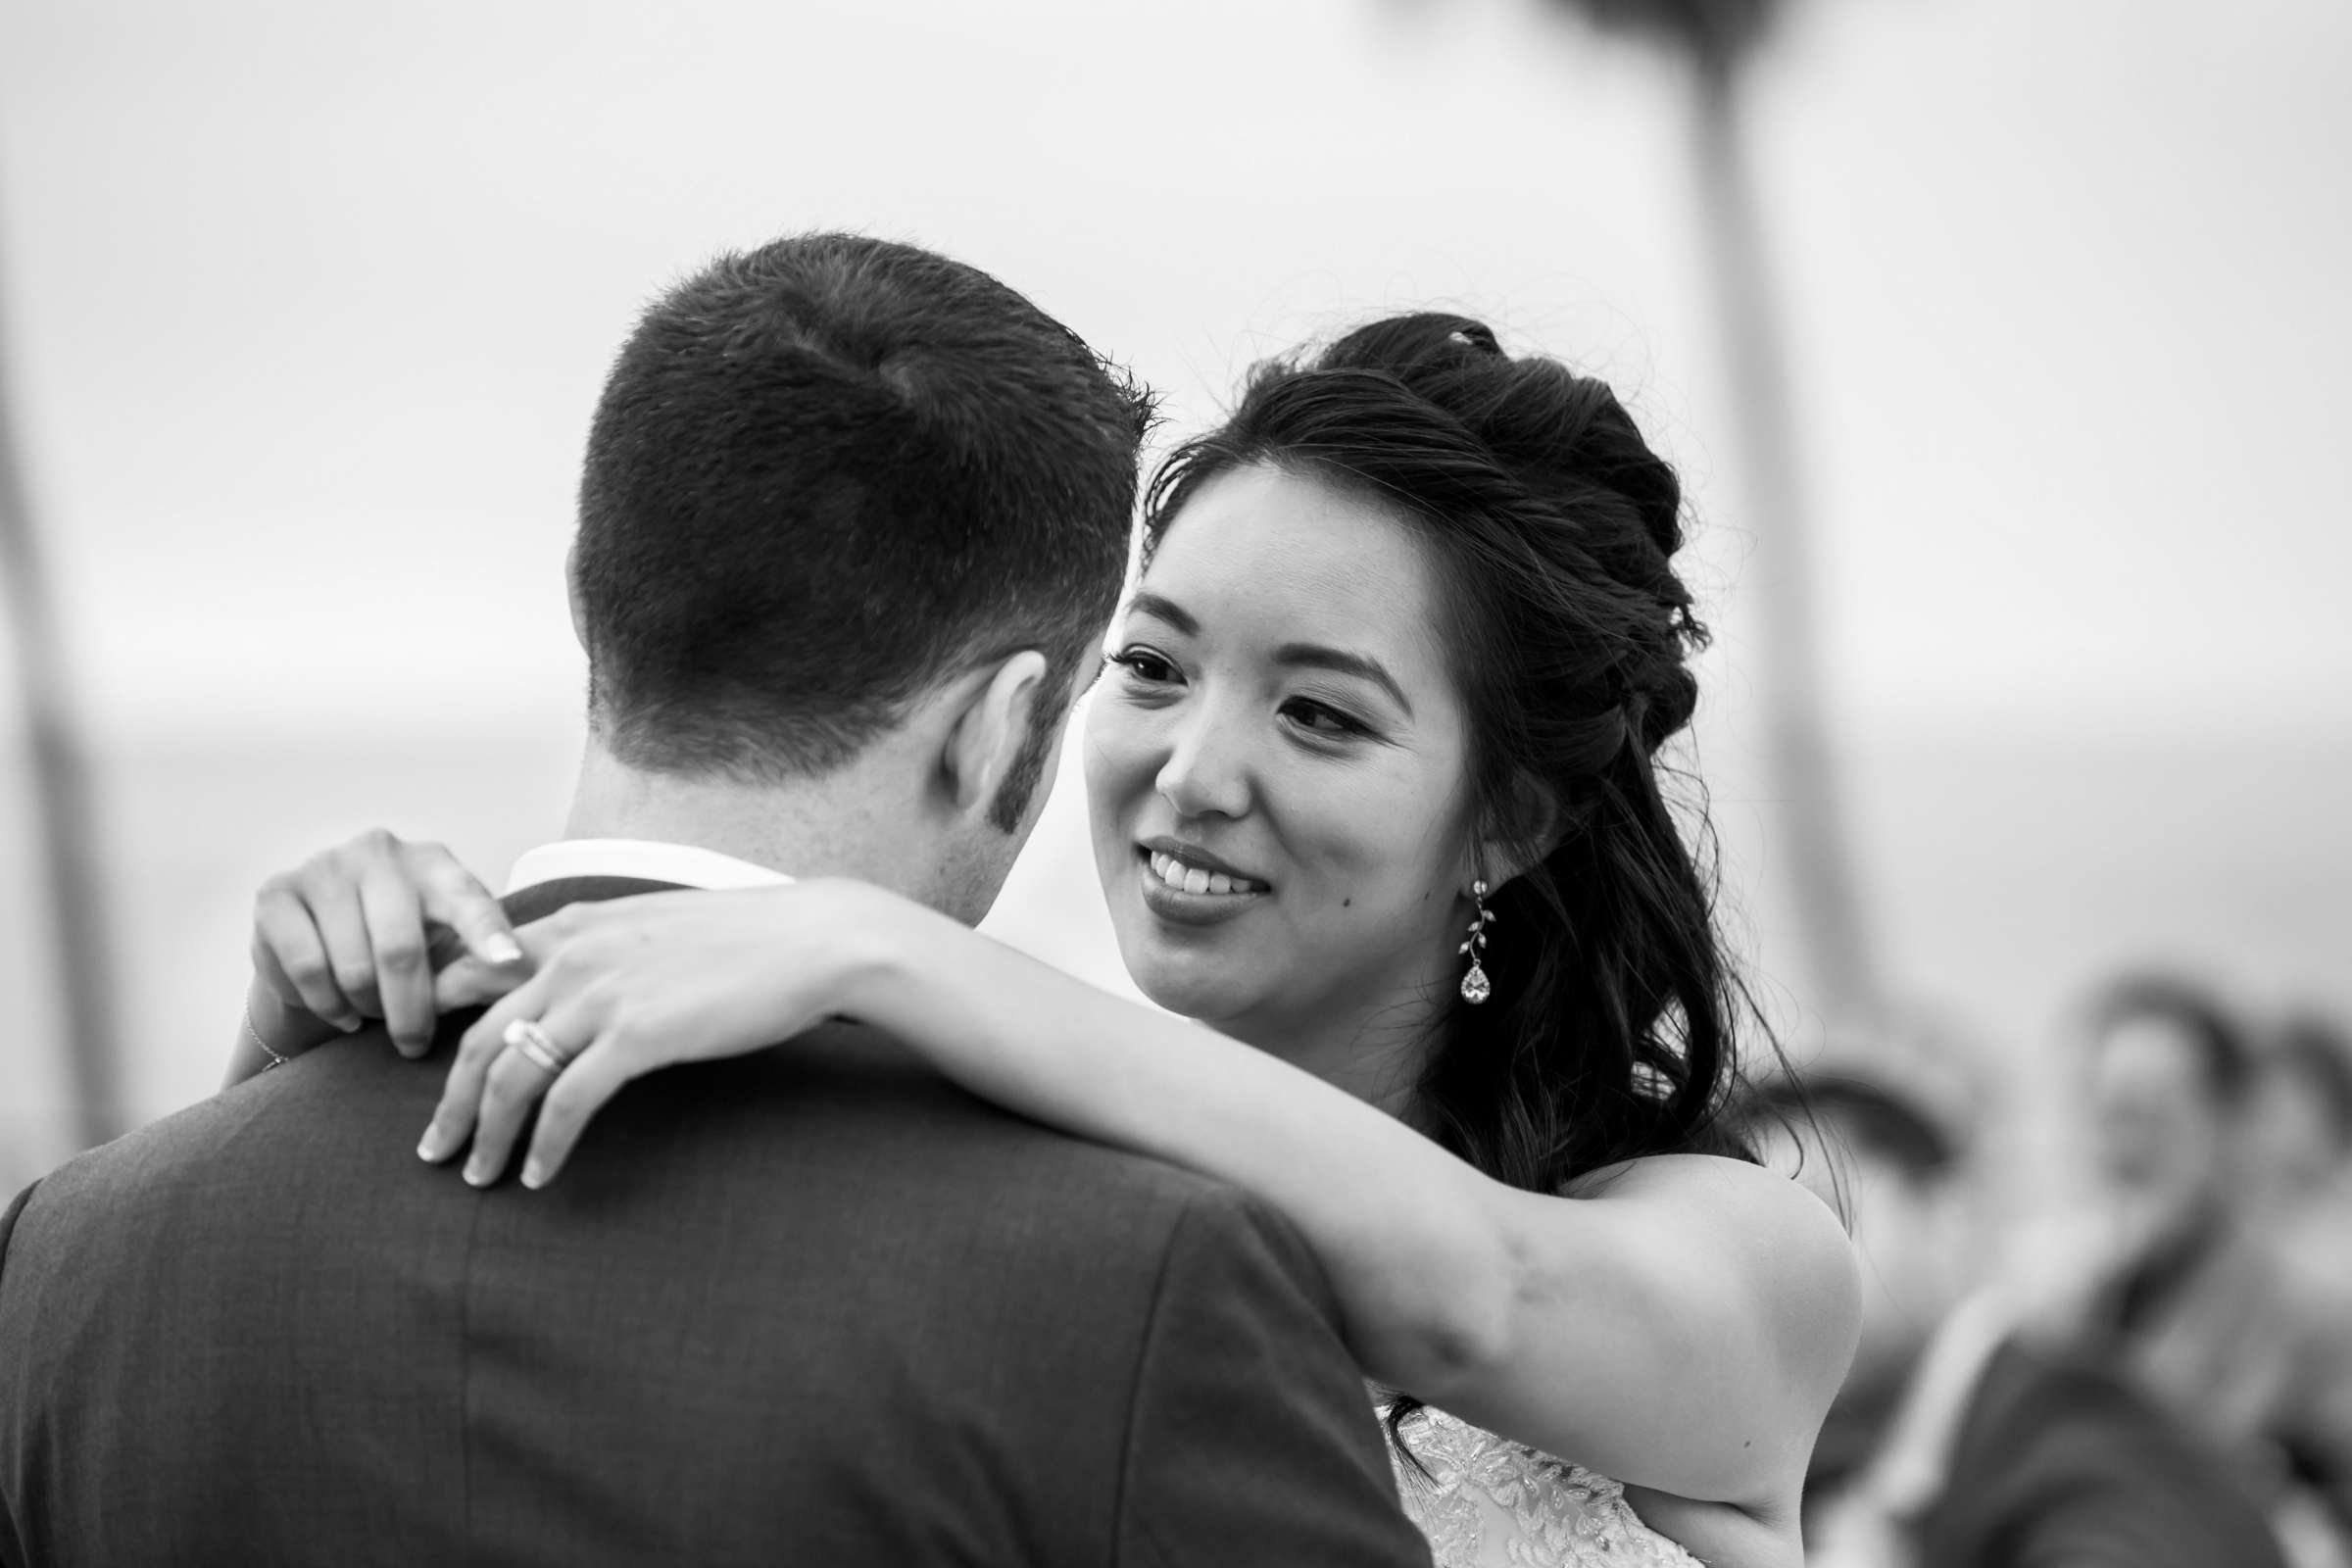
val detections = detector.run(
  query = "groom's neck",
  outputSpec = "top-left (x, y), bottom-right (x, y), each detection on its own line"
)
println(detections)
top-left (563, 740), bottom-right (936, 900)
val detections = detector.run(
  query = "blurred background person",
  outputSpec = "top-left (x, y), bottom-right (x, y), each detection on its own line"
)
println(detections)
top-left (2244, 1012), bottom-right (2352, 1266)
top-left (1750, 1073), bottom-right (2285, 1568)
top-left (2067, 975), bottom-right (2254, 1320)
top-left (2055, 975), bottom-right (2352, 1563)
top-left (2245, 1011), bottom-right (2352, 1567)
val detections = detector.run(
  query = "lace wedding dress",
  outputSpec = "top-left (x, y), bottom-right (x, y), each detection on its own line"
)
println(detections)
top-left (1388, 1403), bottom-right (1703, 1566)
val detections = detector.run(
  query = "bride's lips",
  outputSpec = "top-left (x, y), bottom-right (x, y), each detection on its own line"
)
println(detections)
top-left (1133, 839), bottom-right (1271, 928)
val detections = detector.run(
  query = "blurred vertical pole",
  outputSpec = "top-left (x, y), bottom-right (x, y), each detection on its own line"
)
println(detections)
top-left (0, 227), bottom-right (123, 1152)
top-left (1548, 0), bottom-right (1879, 1024)
top-left (1682, 48), bottom-right (1878, 1025)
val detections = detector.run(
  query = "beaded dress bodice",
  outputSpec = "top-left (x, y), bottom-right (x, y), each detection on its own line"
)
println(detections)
top-left (1388, 1404), bottom-right (1704, 1567)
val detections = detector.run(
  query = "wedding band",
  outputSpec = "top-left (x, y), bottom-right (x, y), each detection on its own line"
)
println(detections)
top-left (502, 1017), bottom-right (571, 1075)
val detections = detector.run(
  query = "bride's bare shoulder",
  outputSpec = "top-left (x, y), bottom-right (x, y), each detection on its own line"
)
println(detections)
top-left (1556, 1151), bottom-right (1863, 1457)
top-left (1560, 1151), bottom-right (1848, 1252)
top-left (1567, 1154), bottom-right (1836, 1568)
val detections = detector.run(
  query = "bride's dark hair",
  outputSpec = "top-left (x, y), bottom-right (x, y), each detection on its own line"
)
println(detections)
top-left (1145, 314), bottom-right (1762, 1193)
top-left (1146, 315), bottom-right (1769, 1449)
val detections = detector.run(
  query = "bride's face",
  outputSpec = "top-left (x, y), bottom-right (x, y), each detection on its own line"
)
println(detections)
top-left (1084, 461), bottom-right (1478, 1055)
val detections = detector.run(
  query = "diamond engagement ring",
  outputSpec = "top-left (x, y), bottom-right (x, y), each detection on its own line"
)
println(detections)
top-left (502, 1017), bottom-right (572, 1075)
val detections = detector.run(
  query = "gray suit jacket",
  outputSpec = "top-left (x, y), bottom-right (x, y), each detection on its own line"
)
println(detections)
top-left (0, 876), bottom-right (1430, 1567)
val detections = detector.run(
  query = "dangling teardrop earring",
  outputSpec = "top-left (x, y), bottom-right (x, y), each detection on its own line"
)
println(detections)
top-left (1458, 878), bottom-right (1495, 1004)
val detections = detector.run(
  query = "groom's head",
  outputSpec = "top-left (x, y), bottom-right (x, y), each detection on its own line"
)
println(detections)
top-left (568, 234), bottom-right (1152, 913)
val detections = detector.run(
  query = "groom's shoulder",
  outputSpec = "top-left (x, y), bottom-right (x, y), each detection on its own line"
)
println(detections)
top-left (3, 1075), bottom-right (269, 1214)
top-left (704, 1019), bottom-right (1285, 1222)
top-left (0, 1068), bottom-right (314, 1258)
top-left (689, 1021), bottom-right (1334, 1283)
top-left (0, 1079), bottom-right (316, 1348)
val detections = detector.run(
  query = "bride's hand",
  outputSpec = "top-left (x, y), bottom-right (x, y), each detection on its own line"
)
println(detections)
top-left (416, 880), bottom-right (899, 1190)
top-left (251, 829), bottom-right (526, 1057)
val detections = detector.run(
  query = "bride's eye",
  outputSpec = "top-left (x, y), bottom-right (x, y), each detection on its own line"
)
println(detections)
top-left (1106, 647), bottom-right (1180, 685)
top-left (1281, 698), bottom-right (1372, 739)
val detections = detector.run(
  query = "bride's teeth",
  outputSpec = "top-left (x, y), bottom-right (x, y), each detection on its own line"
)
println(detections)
top-left (1144, 849), bottom-right (1263, 896)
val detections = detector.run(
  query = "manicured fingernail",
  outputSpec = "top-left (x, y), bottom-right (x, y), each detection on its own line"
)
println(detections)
top-left (416, 1129), bottom-right (443, 1161)
top-left (520, 1159), bottom-right (546, 1190)
top-left (482, 934), bottom-right (523, 965)
top-left (464, 1159), bottom-right (492, 1187)
top-left (336, 1014), bottom-right (364, 1034)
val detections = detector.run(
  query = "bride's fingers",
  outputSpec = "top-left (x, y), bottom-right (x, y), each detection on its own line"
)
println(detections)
top-left (433, 906), bottom-right (582, 1009)
top-left (462, 997), bottom-right (599, 1187)
top-left (519, 1041), bottom-right (642, 1189)
top-left (358, 861), bottom-right (436, 1057)
top-left (253, 881), bottom-right (361, 1031)
top-left (300, 871), bottom-right (384, 1024)
top-left (418, 974), bottom-right (551, 1165)
top-left (412, 847), bottom-right (523, 967)
top-left (250, 944), bottom-right (306, 1027)
top-left (431, 951), bottom-right (538, 1011)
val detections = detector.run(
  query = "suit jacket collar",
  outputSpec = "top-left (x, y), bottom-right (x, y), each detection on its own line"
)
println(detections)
top-left (501, 875), bottom-right (690, 926)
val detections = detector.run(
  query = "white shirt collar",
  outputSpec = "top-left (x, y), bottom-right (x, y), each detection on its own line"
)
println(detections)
top-left (505, 839), bottom-right (794, 894)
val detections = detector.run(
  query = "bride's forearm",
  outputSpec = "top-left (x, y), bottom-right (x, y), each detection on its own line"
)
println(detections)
top-left (841, 900), bottom-right (1517, 1396)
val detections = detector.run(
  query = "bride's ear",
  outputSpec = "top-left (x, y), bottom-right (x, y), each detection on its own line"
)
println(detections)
top-left (1471, 771), bottom-right (1567, 894)
top-left (941, 650), bottom-right (1053, 818)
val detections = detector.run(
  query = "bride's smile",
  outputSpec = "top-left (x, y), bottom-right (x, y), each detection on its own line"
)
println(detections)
top-left (1085, 460), bottom-right (1479, 1058)
top-left (1136, 840), bottom-right (1271, 922)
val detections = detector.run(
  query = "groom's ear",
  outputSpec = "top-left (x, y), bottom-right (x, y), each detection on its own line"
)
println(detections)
top-left (940, 650), bottom-right (1052, 819)
top-left (565, 544), bottom-right (587, 652)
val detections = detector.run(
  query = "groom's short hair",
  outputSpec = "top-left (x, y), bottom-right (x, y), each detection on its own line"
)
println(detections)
top-left (573, 233), bottom-right (1152, 821)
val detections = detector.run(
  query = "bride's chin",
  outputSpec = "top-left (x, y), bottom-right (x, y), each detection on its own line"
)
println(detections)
top-left (1119, 946), bottom-right (1258, 1025)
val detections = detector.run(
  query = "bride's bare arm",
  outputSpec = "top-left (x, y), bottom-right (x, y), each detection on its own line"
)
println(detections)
top-left (427, 878), bottom-right (1858, 1518)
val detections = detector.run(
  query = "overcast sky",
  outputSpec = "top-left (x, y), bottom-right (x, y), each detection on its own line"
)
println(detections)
top-left (3, 0), bottom-right (2346, 739)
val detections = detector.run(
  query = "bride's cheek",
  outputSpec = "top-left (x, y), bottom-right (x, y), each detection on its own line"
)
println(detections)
top-left (1088, 706), bottom-right (1169, 797)
top-left (1079, 708), bottom-right (1122, 774)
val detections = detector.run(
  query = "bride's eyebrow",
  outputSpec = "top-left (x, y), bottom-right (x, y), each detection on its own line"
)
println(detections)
top-left (1273, 643), bottom-right (1414, 717)
top-left (1127, 591), bottom-right (1198, 634)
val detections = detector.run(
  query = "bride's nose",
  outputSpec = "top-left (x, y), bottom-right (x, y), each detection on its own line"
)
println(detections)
top-left (1153, 708), bottom-right (1251, 820)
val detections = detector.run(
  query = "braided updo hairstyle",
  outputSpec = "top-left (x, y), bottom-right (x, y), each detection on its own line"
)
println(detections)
top-left (1144, 314), bottom-right (1762, 1201)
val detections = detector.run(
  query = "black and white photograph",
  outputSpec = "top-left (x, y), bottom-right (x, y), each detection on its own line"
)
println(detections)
top-left (1, 1), bottom-right (2347, 1563)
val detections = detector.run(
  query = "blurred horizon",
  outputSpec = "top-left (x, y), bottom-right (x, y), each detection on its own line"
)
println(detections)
top-left (4, 0), bottom-right (2349, 1180)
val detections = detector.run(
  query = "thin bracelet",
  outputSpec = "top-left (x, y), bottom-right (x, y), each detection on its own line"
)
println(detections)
top-left (243, 1003), bottom-right (292, 1072)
